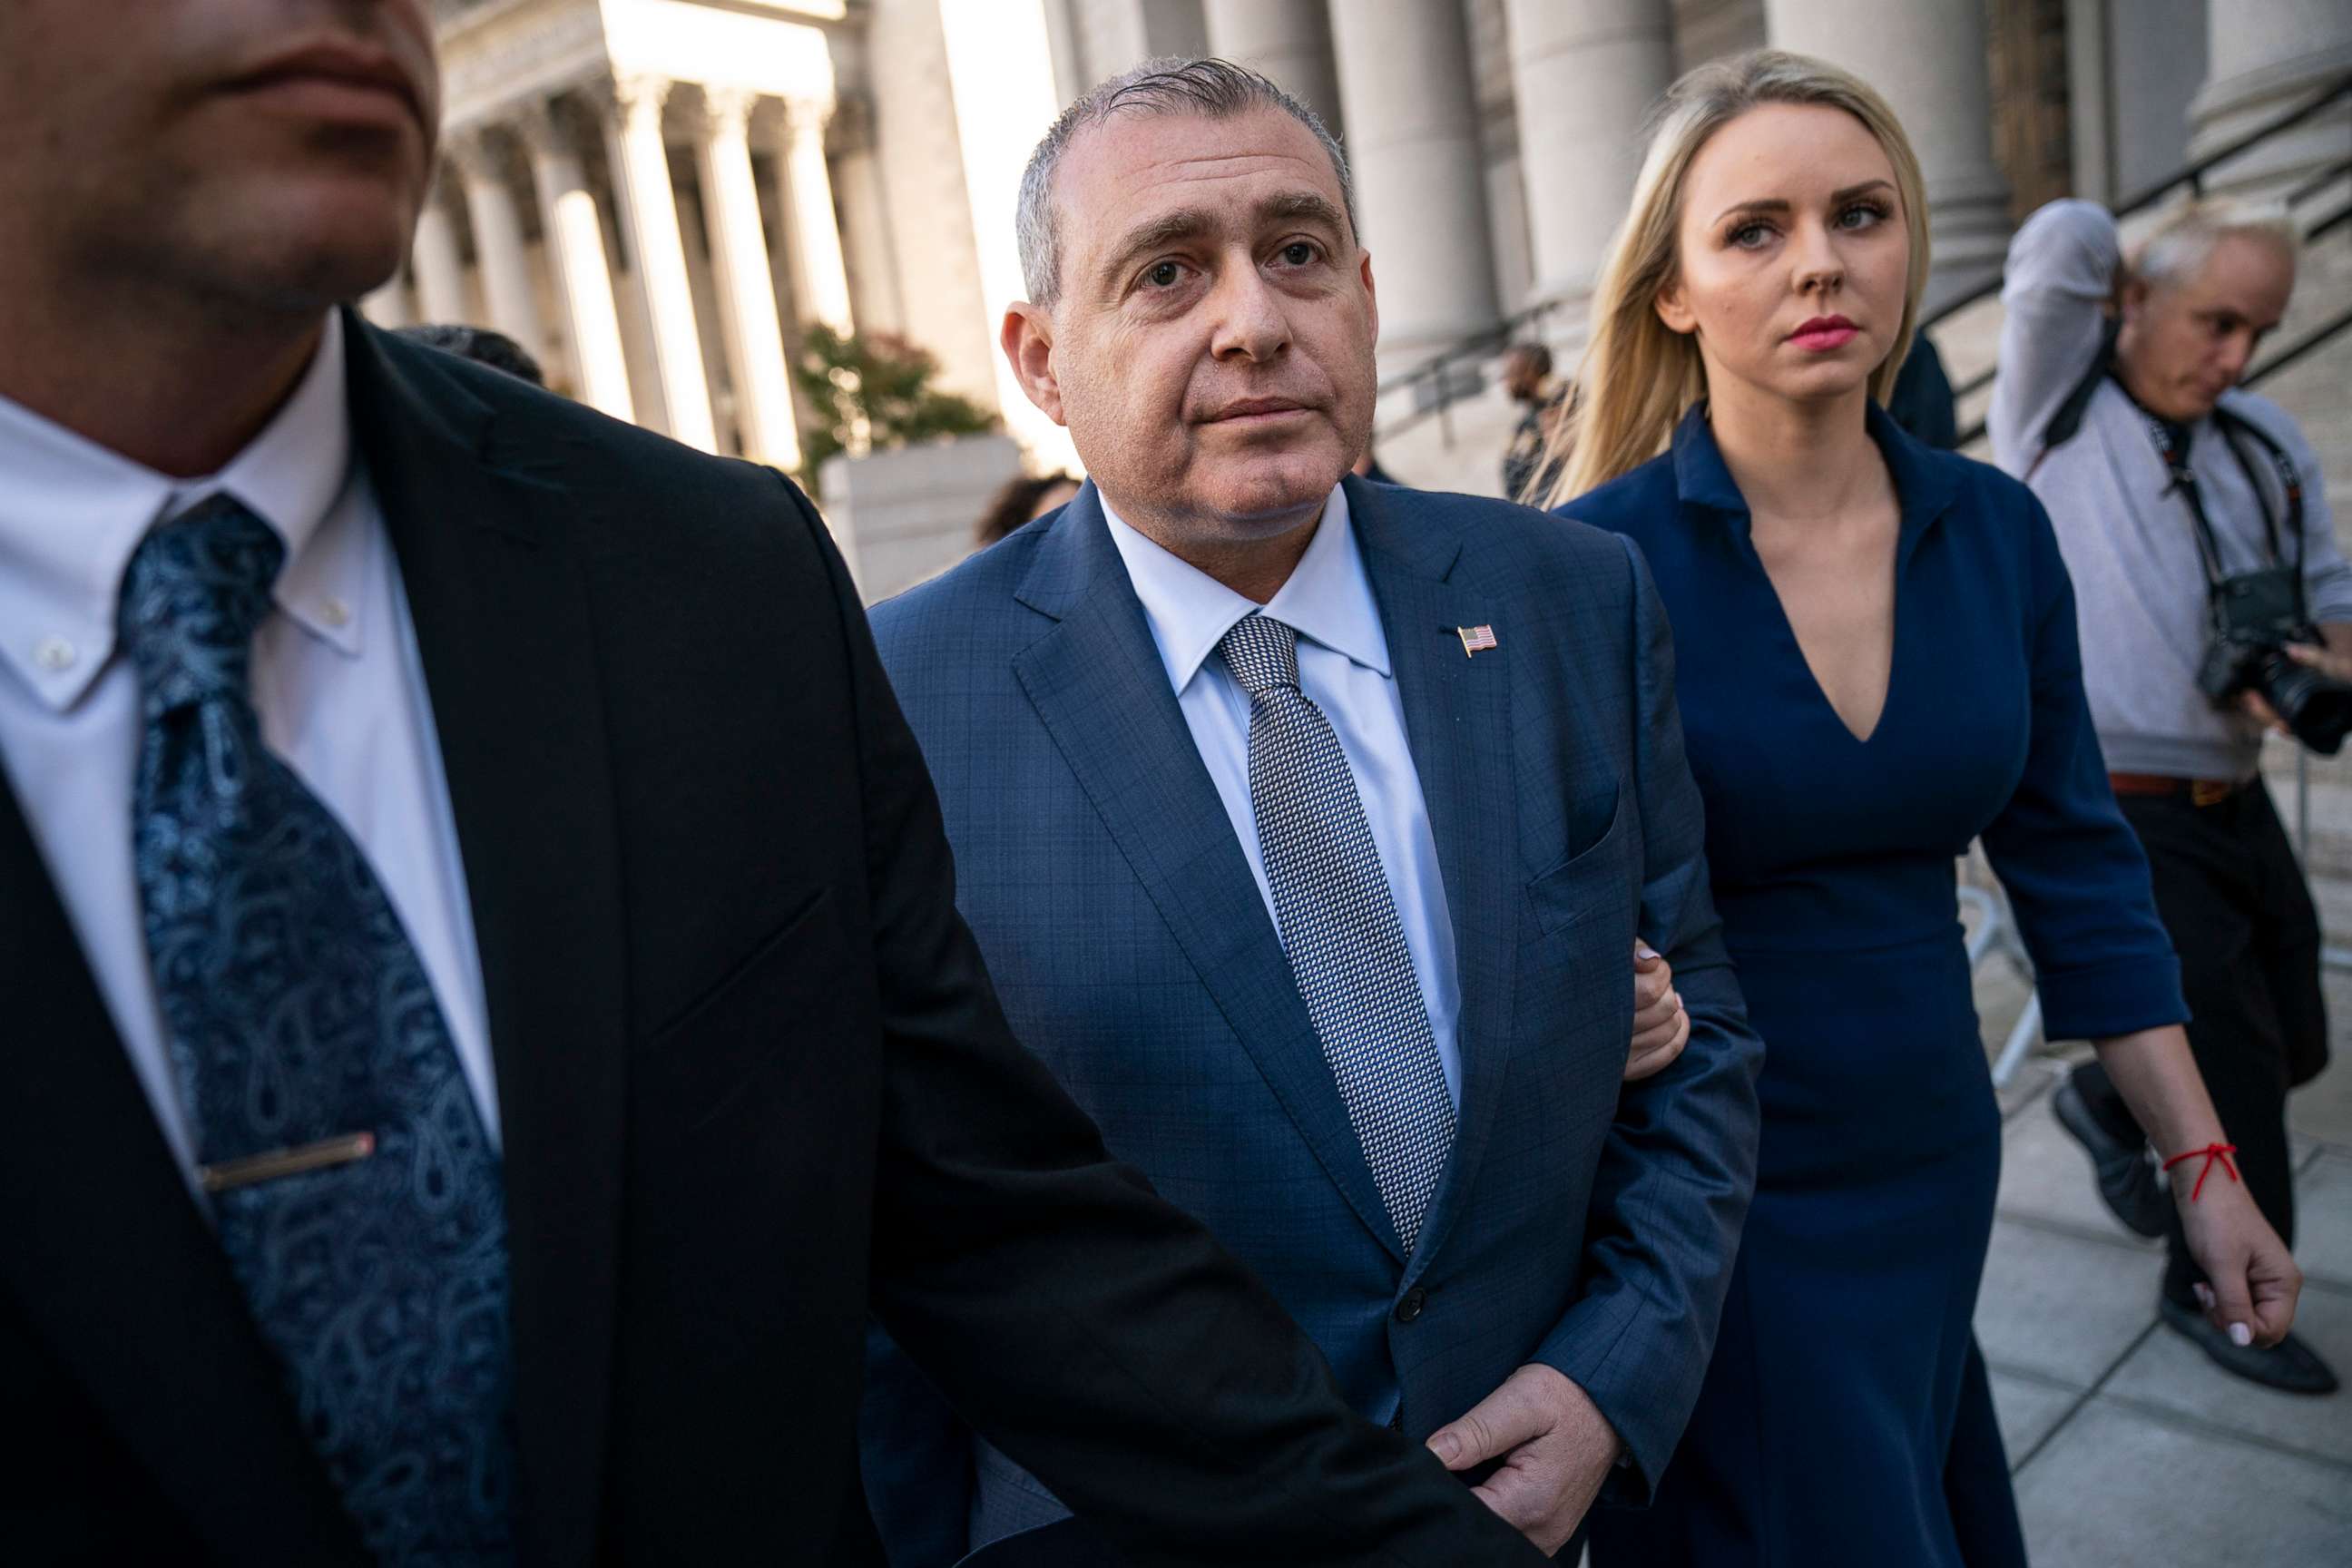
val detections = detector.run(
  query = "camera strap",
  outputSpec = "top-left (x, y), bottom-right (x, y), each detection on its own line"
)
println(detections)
top-left (2124, 387), bottom-right (2306, 603)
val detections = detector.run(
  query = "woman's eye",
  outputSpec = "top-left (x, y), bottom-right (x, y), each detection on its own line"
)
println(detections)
top-left (1730, 222), bottom-right (1771, 249)
top-left (1838, 202), bottom-right (1887, 230)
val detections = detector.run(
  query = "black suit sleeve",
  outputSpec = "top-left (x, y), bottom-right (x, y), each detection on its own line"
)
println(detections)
top-left (777, 479), bottom-right (1543, 1567)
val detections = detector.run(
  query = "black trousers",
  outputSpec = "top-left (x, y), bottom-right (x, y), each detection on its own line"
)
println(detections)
top-left (2074, 781), bottom-right (2328, 1307)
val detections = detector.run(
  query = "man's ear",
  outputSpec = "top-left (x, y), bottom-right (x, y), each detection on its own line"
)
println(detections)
top-left (1001, 303), bottom-right (1066, 426)
top-left (1654, 276), bottom-right (1697, 337)
top-left (1357, 249), bottom-right (1379, 349)
top-left (2117, 275), bottom-right (2152, 327)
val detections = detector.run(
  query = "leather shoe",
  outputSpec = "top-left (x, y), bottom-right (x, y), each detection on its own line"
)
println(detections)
top-left (2159, 1297), bottom-right (2340, 1395)
top-left (2053, 1073), bottom-right (2169, 1239)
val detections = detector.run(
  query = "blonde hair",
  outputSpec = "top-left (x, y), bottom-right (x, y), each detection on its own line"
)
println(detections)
top-left (1542, 51), bottom-right (1931, 507)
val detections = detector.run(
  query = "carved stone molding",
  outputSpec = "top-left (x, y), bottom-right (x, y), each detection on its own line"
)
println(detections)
top-left (779, 93), bottom-right (838, 144)
top-left (610, 71), bottom-right (674, 123)
top-left (694, 85), bottom-right (764, 142)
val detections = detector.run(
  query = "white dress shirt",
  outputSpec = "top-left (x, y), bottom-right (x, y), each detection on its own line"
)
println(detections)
top-left (1102, 485), bottom-right (1464, 1108)
top-left (0, 313), bottom-right (498, 1186)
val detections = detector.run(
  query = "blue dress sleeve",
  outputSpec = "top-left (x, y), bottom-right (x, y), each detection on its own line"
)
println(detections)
top-left (1978, 488), bottom-right (2189, 1039)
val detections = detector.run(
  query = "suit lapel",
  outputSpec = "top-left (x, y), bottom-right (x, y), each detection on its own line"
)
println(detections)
top-left (1346, 479), bottom-right (1520, 1283)
top-left (345, 315), bottom-right (628, 1566)
top-left (1009, 489), bottom-right (1406, 1263)
top-left (0, 779), bottom-right (368, 1561)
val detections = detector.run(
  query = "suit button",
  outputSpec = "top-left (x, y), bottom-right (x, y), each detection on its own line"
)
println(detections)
top-left (1395, 1287), bottom-right (1427, 1324)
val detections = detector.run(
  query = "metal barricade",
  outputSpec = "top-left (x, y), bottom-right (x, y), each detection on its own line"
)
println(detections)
top-left (1961, 881), bottom-right (2043, 1087)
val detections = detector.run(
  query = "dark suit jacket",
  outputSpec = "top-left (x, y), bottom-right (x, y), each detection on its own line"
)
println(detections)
top-left (0, 318), bottom-right (1546, 1567)
top-left (862, 481), bottom-right (1764, 1561)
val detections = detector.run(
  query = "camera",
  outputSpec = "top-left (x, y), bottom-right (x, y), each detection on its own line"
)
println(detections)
top-left (2194, 565), bottom-right (2352, 755)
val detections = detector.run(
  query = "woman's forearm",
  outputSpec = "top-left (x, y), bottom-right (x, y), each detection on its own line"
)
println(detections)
top-left (2091, 1024), bottom-right (2229, 1169)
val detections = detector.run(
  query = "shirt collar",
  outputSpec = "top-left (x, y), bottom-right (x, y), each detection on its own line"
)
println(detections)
top-left (0, 312), bottom-right (360, 711)
top-left (1101, 483), bottom-right (1393, 698)
top-left (1669, 397), bottom-right (1958, 543)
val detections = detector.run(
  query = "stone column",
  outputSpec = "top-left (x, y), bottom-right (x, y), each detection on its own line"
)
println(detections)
top-left (409, 182), bottom-right (472, 323)
top-left (1201, 0), bottom-right (1344, 136)
top-left (448, 129), bottom-right (547, 360)
top-left (1073, 0), bottom-right (1210, 82)
top-left (1329, 0), bottom-right (1501, 369)
top-left (694, 90), bottom-right (802, 470)
top-left (1763, 0), bottom-right (2012, 308)
top-left (1504, 0), bottom-right (1675, 321)
top-left (360, 276), bottom-right (415, 328)
top-left (2189, 0), bottom-right (2352, 191)
top-left (519, 100), bottom-right (634, 421)
top-left (603, 74), bottom-right (718, 452)
top-left (828, 95), bottom-right (906, 337)
top-left (778, 98), bottom-right (857, 338)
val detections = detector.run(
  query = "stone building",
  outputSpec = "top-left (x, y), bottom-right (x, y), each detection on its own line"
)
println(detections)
top-left (380, 0), bottom-right (2348, 490)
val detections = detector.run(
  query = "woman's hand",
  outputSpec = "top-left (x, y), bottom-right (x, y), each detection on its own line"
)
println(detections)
top-left (2174, 1158), bottom-right (2301, 1348)
top-left (1627, 942), bottom-right (1690, 1081)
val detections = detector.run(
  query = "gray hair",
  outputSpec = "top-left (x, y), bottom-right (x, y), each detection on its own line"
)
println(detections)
top-left (1014, 56), bottom-right (1355, 309)
top-left (2131, 195), bottom-right (2298, 289)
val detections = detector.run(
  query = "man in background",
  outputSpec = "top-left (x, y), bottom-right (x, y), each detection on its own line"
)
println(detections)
top-left (395, 321), bottom-right (547, 386)
top-left (1499, 342), bottom-right (1566, 503)
top-left (1993, 196), bottom-right (2341, 1396)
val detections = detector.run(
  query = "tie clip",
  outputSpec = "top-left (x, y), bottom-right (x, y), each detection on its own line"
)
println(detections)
top-left (1456, 624), bottom-right (1499, 657)
top-left (197, 1132), bottom-right (377, 1195)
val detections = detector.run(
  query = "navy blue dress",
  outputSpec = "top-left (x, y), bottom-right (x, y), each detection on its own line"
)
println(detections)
top-left (1562, 405), bottom-right (2186, 1566)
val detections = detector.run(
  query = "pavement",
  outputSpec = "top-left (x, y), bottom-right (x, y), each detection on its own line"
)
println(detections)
top-left (1967, 954), bottom-right (2352, 1566)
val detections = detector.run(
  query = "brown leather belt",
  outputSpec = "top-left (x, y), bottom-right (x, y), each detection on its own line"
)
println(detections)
top-left (2108, 771), bottom-right (2243, 807)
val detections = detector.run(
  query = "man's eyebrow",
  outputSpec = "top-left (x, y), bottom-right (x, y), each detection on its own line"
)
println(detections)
top-left (1093, 191), bottom-right (1352, 290)
top-left (1259, 191), bottom-right (1350, 233)
top-left (1096, 208), bottom-right (1215, 288)
top-left (1710, 179), bottom-right (1896, 227)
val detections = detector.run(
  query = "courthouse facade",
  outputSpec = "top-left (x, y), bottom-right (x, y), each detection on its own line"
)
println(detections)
top-left (381, 0), bottom-right (2351, 473)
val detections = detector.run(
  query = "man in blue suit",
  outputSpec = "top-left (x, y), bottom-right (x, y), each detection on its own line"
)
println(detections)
top-left (863, 59), bottom-right (1762, 1563)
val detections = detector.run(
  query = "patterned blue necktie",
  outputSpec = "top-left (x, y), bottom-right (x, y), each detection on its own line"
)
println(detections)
top-left (1219, 612), bottom-right (1456, 1252)
top-left (122, 495), bottom-right (517, 1565)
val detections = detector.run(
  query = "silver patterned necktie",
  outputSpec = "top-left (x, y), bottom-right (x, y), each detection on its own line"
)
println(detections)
top-left (1219, 612), bottom-right (1456, 1252)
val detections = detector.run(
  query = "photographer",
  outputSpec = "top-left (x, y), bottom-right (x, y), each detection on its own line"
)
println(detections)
top-left (1992, 197), bottom-right (2342, 1396)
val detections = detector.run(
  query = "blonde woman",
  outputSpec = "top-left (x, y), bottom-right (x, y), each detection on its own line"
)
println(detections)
top-left (1547, 53), bottom-right (2299, 1566)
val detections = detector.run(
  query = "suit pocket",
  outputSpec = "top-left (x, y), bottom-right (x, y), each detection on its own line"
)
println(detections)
top-left (635, 887), bottom-right (852, 1138)
top-left (1524, 785), bottom-right (1631, 938)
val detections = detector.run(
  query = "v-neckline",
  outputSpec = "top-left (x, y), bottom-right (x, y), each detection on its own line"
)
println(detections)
top-left (1741, 519), bottom-right (1904, 748)
top-left (1667, 400), bottom-right (1958, 750)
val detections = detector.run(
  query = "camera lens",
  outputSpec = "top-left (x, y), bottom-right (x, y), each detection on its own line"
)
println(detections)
top-left (2256, 652), bottom-right (2352, 756)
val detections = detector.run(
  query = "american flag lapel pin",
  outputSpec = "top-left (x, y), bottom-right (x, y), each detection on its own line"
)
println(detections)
top-left (1456, 624), bottom-right (1499, 657)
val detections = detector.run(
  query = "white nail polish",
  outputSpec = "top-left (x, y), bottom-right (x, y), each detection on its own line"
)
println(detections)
top-left (2229, 1323), bottom-right (2253, 1348)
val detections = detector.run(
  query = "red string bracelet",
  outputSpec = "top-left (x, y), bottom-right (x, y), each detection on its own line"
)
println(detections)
top-left (2162, 1142), bottom-right (2240, 1202)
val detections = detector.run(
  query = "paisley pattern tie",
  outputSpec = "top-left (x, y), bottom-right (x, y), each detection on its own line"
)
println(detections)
top-left (122, 494), bottom-right (517, 1565)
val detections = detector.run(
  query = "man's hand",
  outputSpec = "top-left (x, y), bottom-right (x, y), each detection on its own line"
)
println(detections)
top-left (2238, 689), bottom-right (2289, 734)
top-left (2286, 642), bottom-right (2352, 685)
top-left (2242, 644), bottom-right (2352, 735)
top-left (2177, 1166), bottom-right (2302, 1348)
top-left (1426, 1365), bottom-right (1622, 1556)
top-left (1627, 942), bottom-right (1688, 1082)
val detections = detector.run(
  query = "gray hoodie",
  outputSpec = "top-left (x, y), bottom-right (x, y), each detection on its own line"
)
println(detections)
top-left (1989, 199), bottom-right (2350, 781)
